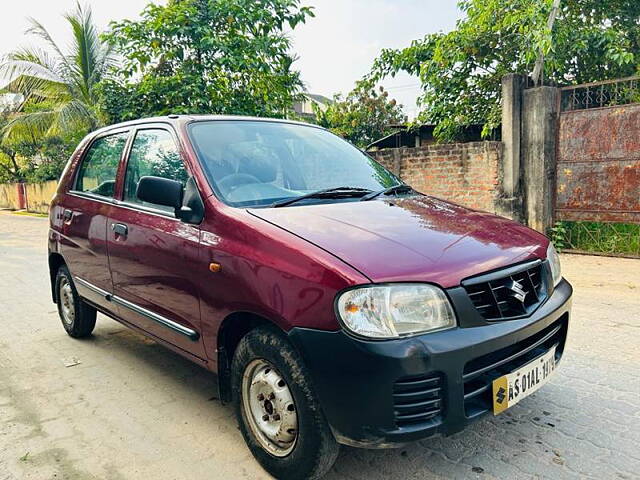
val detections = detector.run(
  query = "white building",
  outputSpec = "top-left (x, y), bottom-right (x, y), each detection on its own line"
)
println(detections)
top-left (292, 92), bottom-right (332, 119)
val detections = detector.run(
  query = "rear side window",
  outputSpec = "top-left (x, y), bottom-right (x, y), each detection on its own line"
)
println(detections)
top-left (123, 129), bottom-right (188, 211)
top-left (75, 133), bottom-right (128, 198)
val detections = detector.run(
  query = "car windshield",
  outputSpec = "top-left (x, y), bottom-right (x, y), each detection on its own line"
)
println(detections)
top-left (188, 120), bottom-right (401, 207)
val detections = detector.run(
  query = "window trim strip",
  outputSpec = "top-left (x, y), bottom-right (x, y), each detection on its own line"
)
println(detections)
top-left (67, 191), bottom-right (180, 221)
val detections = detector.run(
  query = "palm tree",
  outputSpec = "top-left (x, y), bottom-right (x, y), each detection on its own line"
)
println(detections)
top-left (0, 2), bottom-right (113, 141)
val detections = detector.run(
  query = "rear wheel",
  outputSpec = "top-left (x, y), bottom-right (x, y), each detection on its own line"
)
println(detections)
top-left (55, 265), bottom-right (96, 338)
top-left (231, 326), bottom-right (339, 480)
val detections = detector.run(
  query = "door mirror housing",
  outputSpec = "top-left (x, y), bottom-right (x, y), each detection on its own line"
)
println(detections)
top-left (178, 176), bottom-right (205, 224)
top-left (136, 175), bottom-right (204, 225)
top-left (136, 176), bottom-right (183, 209)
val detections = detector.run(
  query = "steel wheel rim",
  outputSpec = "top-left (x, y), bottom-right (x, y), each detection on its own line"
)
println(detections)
top-left (241, 359), bottom-right (298, 457)
top-left (59, 278), bottom-right (75, 326)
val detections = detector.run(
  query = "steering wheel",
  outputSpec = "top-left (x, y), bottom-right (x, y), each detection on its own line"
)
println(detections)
top-left (217, 173), bottom-right (262, 193)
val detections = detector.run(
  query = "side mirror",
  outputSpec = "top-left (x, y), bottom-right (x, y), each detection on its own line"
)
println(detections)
top-left (136, 175), bottom-right (204, 224)
top-left (136, 176), bottom-right (183, 210)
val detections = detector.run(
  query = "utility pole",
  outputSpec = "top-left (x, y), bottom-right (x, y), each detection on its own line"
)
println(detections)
top-left (532, 0), bottom-right (562, 87)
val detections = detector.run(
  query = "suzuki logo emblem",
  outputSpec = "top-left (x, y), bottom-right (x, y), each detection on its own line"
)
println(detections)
top-left (508, 280), bottom-right (528, 303)
top-left (496, 386), bottom-right (506, 404)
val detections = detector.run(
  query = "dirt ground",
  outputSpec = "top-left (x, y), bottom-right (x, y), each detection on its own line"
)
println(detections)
top-left (0, 210), bottom-right (639, 479)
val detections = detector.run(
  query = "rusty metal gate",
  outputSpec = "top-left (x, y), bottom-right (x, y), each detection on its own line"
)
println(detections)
top-left (555, 77), bottom-right (640, 256)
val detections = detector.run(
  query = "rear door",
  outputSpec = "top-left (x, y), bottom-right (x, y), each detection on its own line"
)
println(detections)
top-left (106, 126), bottom-right (206, 358)
top-left (61, 130), bottom-right (130, 310)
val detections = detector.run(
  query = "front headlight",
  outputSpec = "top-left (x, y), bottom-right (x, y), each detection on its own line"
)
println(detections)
top-left (336, 284), bottom-right (456, 339)
top-left (547, 243), bottom-right (562, 286)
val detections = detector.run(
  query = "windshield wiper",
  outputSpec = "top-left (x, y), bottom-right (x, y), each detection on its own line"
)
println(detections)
top-left (360, 184), bottom-right (414, 202)
top-left (271, 187), bottom-right (373, 208)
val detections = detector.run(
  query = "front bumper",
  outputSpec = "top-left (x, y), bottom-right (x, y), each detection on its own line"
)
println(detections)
top-left (288, 279), bottom-right (572, 448)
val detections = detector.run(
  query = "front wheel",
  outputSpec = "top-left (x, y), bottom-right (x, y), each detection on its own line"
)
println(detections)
top-left (231, 326), bottom-right (339, 480)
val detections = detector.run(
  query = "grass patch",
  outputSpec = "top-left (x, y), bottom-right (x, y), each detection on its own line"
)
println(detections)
top-left (12, 210), bottom-right (48, 218)
top-left (550, 221), bottom-right (640, 256)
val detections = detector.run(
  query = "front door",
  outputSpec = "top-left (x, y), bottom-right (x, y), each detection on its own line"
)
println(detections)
top-left (61, 130), bottom-right (129, 310)
top-left (106, 127), bottom-right (205, 358)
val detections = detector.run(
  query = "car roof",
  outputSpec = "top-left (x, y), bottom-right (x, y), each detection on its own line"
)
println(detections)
top-left (91, 114), bottom-right (325, 137)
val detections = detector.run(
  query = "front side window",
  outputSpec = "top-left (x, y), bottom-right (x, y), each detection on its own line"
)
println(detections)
top-left (75, 132), bottom-right (128, 198)
top-left (188, 121), bottom-right (400, 207)
top-left (123, 129), bottom-right (188, 211)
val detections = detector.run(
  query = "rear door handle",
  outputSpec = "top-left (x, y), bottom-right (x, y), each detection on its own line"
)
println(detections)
top-left (111, 223), bottom-right (128, 237)
top-left (63, 209), bottom-right (73, 222)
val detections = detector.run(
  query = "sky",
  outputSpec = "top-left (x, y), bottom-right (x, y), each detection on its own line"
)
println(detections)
top-left (0, 0), bottom-right (462, 118)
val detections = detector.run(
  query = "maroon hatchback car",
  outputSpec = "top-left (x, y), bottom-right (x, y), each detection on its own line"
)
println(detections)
top-left (49, 115), bottom-right (572, 479)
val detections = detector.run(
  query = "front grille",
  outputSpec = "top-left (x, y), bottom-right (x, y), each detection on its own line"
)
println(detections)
top-left (393, 373), bottom-right (443, 427)
top-left (462, 315), bottom-right (568, 418)
top-left (464, 262), bottom-right (547, 320)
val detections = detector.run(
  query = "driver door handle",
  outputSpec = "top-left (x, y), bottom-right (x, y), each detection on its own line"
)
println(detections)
top-left (111, 223), bottom-right (128, 238)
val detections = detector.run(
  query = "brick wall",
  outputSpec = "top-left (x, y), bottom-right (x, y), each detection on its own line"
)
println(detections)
top-left (369, 141), bottom-right (503, 213)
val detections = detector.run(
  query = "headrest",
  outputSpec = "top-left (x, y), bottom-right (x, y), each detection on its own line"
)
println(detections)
top-left (242, 156), bottom-right (278, 183)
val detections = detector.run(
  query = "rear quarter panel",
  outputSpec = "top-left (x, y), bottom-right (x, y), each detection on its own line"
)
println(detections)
top-left (49, 133), bottom-right (113, 309)
top-left (49, 134), bottom-right (94, 242)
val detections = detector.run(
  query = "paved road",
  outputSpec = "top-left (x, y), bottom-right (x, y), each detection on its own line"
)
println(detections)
top-left (0, 210), bottom-right (638, 480)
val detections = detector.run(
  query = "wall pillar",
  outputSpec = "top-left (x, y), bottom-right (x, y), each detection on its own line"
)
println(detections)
top-left (497, 74), bottom-right (527, 221)
top-left (16, 183), bottom-right (27, 210)
top-left (392, 148), bottom-right (402, 177)
top-left (521, 86), bottom-right (559, 233)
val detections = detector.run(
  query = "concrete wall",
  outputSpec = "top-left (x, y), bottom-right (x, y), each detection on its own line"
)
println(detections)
top-left (501, 75), bottom-right (565, 233)
top-left (521, 86), bottom-right (559, 233)
top-left (25, 181), bottom-right (58, 214)
top-left (500, 74), bottom-right (525, 222)
top-left (0, 183), bottom-right (23, 210)
top-left (0, 180), bottom-right (57, 214)
top-left (369, 141), bottom-right (506, 214)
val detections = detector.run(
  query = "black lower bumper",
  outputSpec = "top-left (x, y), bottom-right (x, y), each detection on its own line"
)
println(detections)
top-left (288, 279), bottom-right (572, 448)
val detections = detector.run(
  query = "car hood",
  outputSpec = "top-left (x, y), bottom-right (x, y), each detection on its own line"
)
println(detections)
top-left (249, 196), bottom-right (548, 288)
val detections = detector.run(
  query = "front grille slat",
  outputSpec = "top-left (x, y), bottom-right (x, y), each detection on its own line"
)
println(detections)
top-left (393, 387), bottom-right (441, 402)
top-left (486, 281), bottom-right (504, 318)
top-left (393, 373), bottom-right (444, 428)
top-left (462, 323), bottom-right (563, 381)
top-left (394, 377), bottom-right (439, 391)
top-left (525, 269), bottom-right (540, 301)
top-left (395, 410), bottom-right (441, 423)
top-left (463, 383), bottom-right (491, 400)
top-left (464, 262), bottom-right (548, 321)
top-left (394, 398), bottom-right (441, 412)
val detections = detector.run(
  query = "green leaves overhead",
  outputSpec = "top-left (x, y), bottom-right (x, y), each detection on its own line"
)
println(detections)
top-left (314, 86), bottom-right (406, 149)
top-left (0, 2), bottom-right (113, 141)
top-left (365, 0), bottom-right (640, 141)
top-left (100, 0), bottom-right (314, 122)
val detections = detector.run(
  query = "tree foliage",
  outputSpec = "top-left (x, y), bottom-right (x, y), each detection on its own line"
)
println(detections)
top-left (0, 111), bottom-right (80, 183)
top-left (100, 0), bottom-right (314, 122)
top-left (314, 86), bottom-right (406, 148)
top-left (0, 114), bottom-right (22, 182)
top-left (0, 2), bottom-right (113, 142)
top-left (365, 0), bottom-right (640, 140)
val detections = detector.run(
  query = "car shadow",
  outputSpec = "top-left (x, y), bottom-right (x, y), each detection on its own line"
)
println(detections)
top-left (81, 315), bottom-right (577, 480)
top-left (87, 315), bottom-right (220, 390)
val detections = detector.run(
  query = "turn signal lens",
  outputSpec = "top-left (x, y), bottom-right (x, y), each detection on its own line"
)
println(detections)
top-left (547, 243), bottom-right (562, 286)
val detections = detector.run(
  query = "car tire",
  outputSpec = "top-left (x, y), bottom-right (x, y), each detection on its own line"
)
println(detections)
top-left (55, 265), bottom-right (96, 338)
top-left (231, 325), bottom-right (339, 480)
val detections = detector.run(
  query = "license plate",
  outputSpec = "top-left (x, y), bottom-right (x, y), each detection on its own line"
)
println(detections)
top-left (492, 345), bottom-right (557, 415)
